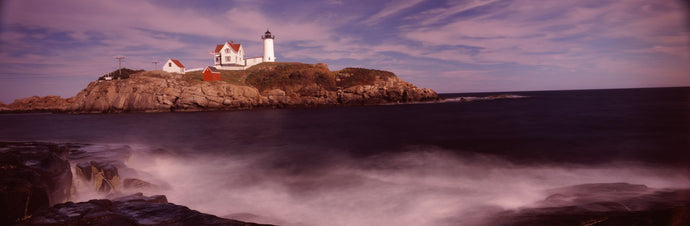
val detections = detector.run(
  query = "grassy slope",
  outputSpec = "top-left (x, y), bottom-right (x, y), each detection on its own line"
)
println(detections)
top-left (184, 70), bottom-right (247, 86)
top-left (180, 62), bottom-right (398, 93)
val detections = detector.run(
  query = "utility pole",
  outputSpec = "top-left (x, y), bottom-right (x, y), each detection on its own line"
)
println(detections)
top-left (115, 56), bottom-right (125, 76)
top-left (152, 59), bottom-right (159, 70)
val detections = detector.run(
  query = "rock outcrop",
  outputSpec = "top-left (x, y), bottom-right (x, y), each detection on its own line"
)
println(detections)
top-left (0, 142), bottom-right (73, 225)
top-left (22, 193), bottom-right (271, 226)
top-left (488, 183), bottom-right (690, 226)
top-left (4, 95), bottom-right (73, 112)
top-left (67, 71), bottom-right (263, 113)
top-left (1, 63), bottom-right (439, 113)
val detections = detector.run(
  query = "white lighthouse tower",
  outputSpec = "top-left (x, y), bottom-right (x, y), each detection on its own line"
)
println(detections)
top-left (262, 30), bottom-right (275, 62)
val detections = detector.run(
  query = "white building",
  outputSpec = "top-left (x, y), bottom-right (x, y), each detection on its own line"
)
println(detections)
top-left (163, 59), bottom-right (185, 74)
top-left (262, 30), bottom-right (275, 62)
top-left (213, 41), bottom-right (244, 68)
top-left (213, 30), bottom-right (276, 70)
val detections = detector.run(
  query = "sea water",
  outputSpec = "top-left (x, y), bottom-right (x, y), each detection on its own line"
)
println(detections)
top-left (1, 87), bottom-right (688, 225)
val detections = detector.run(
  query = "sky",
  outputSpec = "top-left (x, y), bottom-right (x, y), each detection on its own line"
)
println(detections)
top-left (0, 0), bottom-right (688, 103)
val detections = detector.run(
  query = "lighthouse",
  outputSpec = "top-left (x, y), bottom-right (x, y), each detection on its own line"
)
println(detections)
top-left (262, 30), bottom-right (275, 62)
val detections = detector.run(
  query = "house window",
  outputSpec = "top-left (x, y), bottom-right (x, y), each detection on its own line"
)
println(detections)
top-left (168, 62), bottom-right (171, 67)
top-left (226, 56), bottom-right (230, 61)
top-left (225, 49), bottom-right (229, 53)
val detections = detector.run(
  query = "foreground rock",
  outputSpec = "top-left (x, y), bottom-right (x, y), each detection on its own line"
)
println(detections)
top-left (1, 63), bottom-right (439, 113)
top-left (0, 142), bottom-right (73, 224)
top-left (488, 183), bottom-right (690, 226)
top-left (21, 193), bottom-right (271, 226)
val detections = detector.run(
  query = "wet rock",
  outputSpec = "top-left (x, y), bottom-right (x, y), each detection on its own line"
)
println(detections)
top-left (489, 183), bottom-right (690, 226)
top-left (75, 161), bottom-right (121, 194)
top-left (23, 193), bottom-right (272, 226)
top-left (0, 142), bottom-right (73, 225)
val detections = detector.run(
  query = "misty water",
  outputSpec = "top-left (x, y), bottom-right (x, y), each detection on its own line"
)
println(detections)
top-left (1, 87), bottom-right (688, 225)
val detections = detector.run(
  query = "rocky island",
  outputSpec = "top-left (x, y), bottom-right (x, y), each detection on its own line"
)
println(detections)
top-left (0, 62), bottom-right (438, 113)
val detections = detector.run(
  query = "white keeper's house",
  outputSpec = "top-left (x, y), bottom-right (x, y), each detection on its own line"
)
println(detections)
top-left (213, 30), bottom-right (276, 70)
top-left (162, 59), bottom-right (185, 74)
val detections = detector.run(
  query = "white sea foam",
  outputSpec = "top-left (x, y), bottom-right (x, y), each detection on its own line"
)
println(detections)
top-left (118, 146), bottom-right (690, 226)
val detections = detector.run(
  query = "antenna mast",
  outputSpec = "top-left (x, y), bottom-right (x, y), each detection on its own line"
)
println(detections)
top-left (115, 56), bottom-right (125, 76)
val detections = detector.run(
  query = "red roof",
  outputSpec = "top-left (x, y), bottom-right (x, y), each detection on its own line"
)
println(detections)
top-left (170, 59), bottom-right (184, 68)
top-left (204, 66), bottom-right (220, 73)
top-left (228, 42), bottom-right (241, 52)
top-left (214, 41), bottom-right (241, 53)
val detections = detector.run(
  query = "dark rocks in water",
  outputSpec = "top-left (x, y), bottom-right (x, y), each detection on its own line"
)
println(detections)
top-left (22, 193), bottom-right (271, 226)
top-left (75, 161), bottom-right (121, 194)
top-left (0, 142), bottom-right (73, 225)
top-left (490, 183), bottom-right (690, 226)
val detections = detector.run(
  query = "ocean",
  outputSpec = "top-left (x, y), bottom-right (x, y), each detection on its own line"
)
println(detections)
top-left (1, 87), bottom-right (688, 225)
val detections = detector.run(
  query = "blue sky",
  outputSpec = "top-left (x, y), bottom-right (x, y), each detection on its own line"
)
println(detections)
top-left (0, 0), bottom-right (688, 103)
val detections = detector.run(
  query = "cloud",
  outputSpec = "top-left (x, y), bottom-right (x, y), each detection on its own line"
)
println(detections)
top-left (400, 0), bottom-right (689, 72)
top-left (363, 0), bottom-right (426, 25)
top-left (408, 0), bottom-right (500, 26)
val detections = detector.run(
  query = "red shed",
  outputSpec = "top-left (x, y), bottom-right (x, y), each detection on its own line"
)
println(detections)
top-left (203, 66), bottom-right (221, 81)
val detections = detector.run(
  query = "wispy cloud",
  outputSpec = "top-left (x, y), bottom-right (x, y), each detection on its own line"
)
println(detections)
top-left (363, 0), bottom-right (426, 25)
top-left (401, 0), bottom-right (689, 70)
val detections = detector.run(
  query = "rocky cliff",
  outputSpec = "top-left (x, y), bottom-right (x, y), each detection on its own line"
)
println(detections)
top-left (2, 63), bottom-right (439, 113)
